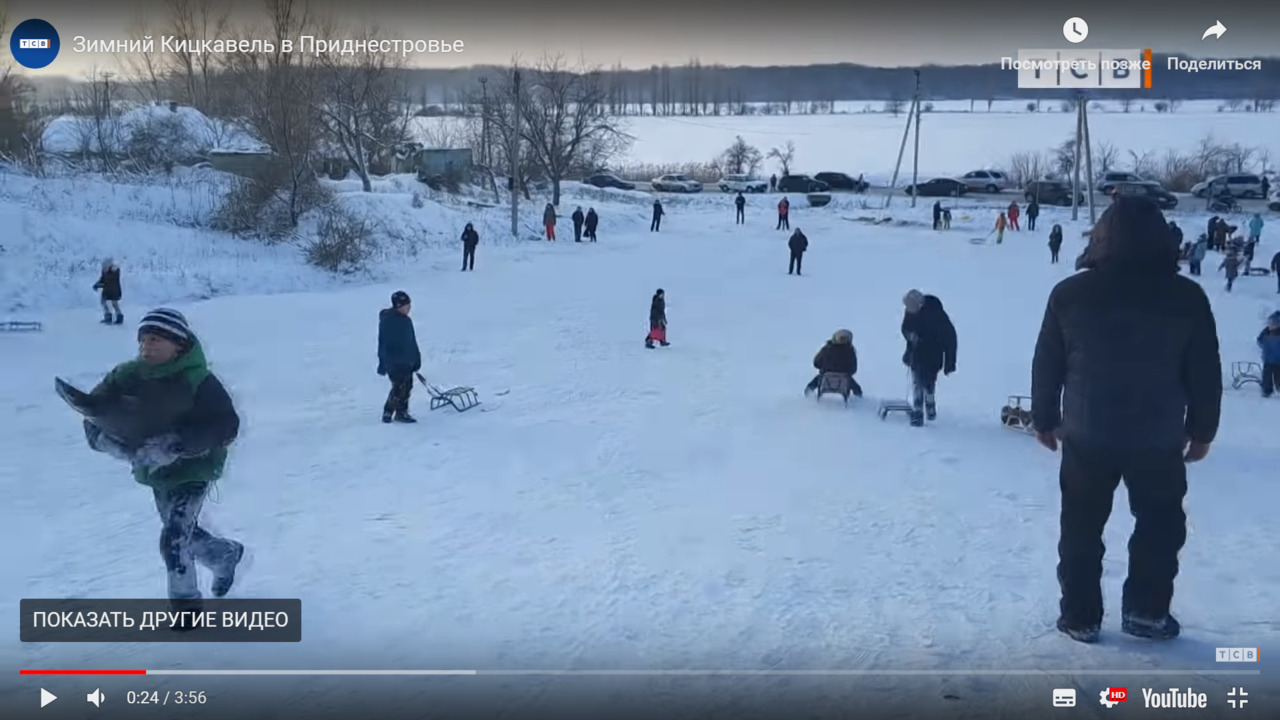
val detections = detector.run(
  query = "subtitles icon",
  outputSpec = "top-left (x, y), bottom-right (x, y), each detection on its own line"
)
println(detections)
top-left (1053, 688), bottom-right (1077, 707)
top-left (1101, 687), bottom-right (1127, 707)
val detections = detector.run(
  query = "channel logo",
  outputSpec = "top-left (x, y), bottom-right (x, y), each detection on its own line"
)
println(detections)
top-left (1100, 687), bottom-right (1128, 707)
top-left (9, 19), bottom-right (60, 70)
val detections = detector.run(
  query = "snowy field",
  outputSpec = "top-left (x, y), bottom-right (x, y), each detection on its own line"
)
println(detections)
top-left (2, 171), bottom-right (1277, 716)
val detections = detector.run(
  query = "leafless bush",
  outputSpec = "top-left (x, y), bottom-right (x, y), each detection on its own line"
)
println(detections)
top-left (411, 191), bottom-right (424, 208)
top-left (124, 113), bottom-right (195, 171)
top-left (210, 165), bottom-right (331, 241)
top-left (1092, 141), bottom-right (1119, 173)
top-left (1153, 149), bottom-right (1200, 192)
top-left (884, 99), bottom-right (905, 116)
top-left (305, 206), bottom-right (377, 272)
top-left (610, 161), bottom-right (719, 183)
top-left (1005, 150), bottom-right (1048, 187)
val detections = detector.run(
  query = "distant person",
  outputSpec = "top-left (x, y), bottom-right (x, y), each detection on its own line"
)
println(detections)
top-left (542, 204), bottom-right (557, 241)
top-left (1247, 212), bottom-right (1264, 243)
top-left (93, 258), bottom-right (123, 325)
top-left (650, 199), bottom-right (664, 232)
top-left (1243, 237), bottom-right (1258, 272)
top-left (1007, 201), bottom-right (1021, 231)
top-left (1206, 217), bottom-right (1221, 250)
top-left (645, 289), bottom-right (668, 349)
top-left (804, 329), bottom-right (863, 398)
top-left (1219, 248), bottom-right (1240, 292)
top-left (461, 222), bottom-right (479, 271)
top-left (942, 207), bottom-right (951, 229)
top-left (1168, 220), bottom-right (1182, 249)
top-left (788, 228), bottom-right (808, 275)
top-left (735, 192), bottom-right (746, 224)
top-left (994, 212), bottom-right (1007, 244)
top-left (584, 207), bottom-right (599, 242)
top-left (932, 201), bottom-right (942, 230)
top-left (1026, 199), bottom-right (1040, 231)
top-left (1257, 312), bottom-right (1280, 398)
top-left (901, 289), bottom-right (957, 427)
top-left (769, 174), bottom-right (777, 192)
top-left (571, 206), bottom-right (585, 242)
top-left (82, 309), bottom-right (245, 619)
top-left (1048, 224), bottom-right (1064, 263)
top-left (1187, 236), bottom-right (1208, 276)
top-left (1031, 196), bottom-right (1221, 644)
top-left (377, 291), bottom-right (421, 423)
top-left (1272, 249), bottom-right (1280, 293)
top-left (855, 173), bottom-right (867, 193)
top-left (776, 196), bottom-right (790, 230)
top-left (1261, 175), bottom-right (1271, 199)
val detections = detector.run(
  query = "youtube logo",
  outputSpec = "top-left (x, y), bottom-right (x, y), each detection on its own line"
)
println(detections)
top-left (1100, 687), bottom-right (1128, 708)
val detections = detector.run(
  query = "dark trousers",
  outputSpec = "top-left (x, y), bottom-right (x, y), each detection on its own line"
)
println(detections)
top-left (384, 372), bottom-right (413, 415)
top-left (1188, 260), bottom-right (1201, 275)
top-left (650, 216), bottom-right (661, 231)
top-left (462, 245), bottom-right (476, 270)
top-left (1028, 216), bottom-right (1037, 231)
top-left (1226, 275), bottom-right (1235, 292)
top-left (911, 368), bottom-right (938, 417)
top-left (154, 482), bottom-right (239, 600)
top-left (1050, 248), bottom-right (1060, 263)
top-left (1057, 439), bottom-right (1188, 626)
top-left (1262, 363), bottom-right (1279, 396)
top-left (736, 208), bottom-right (745, 224)
top-left (586, 226), bottom-right (597, 242)
top-left (573, 223), bottom-right (583, 242)
top-left (932, 217), bottom-right (940, 230)
top-left (788, 251), bottom-right (803, 275)
top-left (777, 215), bottom-right (789, 230)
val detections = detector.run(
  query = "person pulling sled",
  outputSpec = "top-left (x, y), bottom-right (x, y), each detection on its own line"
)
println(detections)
top-left (901, 289), bottom-right (958, 426)
top-left (804, 329), bottom-right (863, 398)
top-left (645, 289), bottom-right (669, 348)
top-left (377, 291), bottom-right (422, 423)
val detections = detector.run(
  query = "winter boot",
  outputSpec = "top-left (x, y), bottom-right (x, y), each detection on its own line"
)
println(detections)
top-left (1121, 613), bottom-right (1181, 640)
top-left (114, 313), bottom-right (123, 325)
top-left (909, 410), bottom-right (924, 427)
top-left (100, 311), bottom-right (113, 324)
top-left (1056, 616), bottom-right (1100, 644)
top-left (645, 339), bottom-right (655, 349)
top-left (660, 340), bottom-right (670, 347)
top-left (925, 396), bottom-right (937, 421)
top-left (382, 410), bottom-right (393, 423)
top-left (393, 411), bottom-right (417, 423)
top-left (211, 541), bottom-right (245, 598)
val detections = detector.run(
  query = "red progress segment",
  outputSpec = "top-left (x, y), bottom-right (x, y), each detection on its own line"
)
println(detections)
top-left (20, 669), bottom-right (146, 675)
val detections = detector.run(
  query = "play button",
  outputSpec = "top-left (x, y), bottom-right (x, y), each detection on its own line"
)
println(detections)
top-left (40, 688), bottom-right (57, 707)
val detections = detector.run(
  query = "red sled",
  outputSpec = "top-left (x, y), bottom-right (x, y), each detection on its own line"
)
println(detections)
top-left (646, 326), bottom-right (666, 343)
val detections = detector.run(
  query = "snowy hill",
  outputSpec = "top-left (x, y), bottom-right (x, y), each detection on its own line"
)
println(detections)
top-left (1, 171), bottom-right (1276, 715)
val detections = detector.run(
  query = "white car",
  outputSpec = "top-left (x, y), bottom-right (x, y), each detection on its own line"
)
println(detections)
top-left (1190, 174), bottom-right (1266, 199)
top-left (959, 170), bottom-right (1011, 193)
top-left (718, 174), bottom-right (768, 193)
top-left (1269, 187), bottom-right (1280, 212)
top-left (650, 174), bottom-right (703, 193)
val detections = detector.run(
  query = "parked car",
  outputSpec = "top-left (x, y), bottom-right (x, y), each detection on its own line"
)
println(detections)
top-left (718, 174), bottom-right (768, 193)
top-left (904, 178), bottom-right (968, 197)
top-left (777, 174), bottom-right (829, 193)
top-left (1097, 171), bottom-right (1147, 194)
top-left (1110, 181), bottom-right (1177, 209)
top-left (650, 174), bottom-right (703, 193)
top-left (1190, 174), bottom-right (1266, 199)
top-left (1268, 187), bottom-right (1280, 212)
top-left (1024, 180), bottom-right (1085, 206)
top-left (814, 172), bottom-right (867, 192)
top-left (583, 173), bottom-right (636, 190)
top-left (959, 170), bottom-right (1010, 193)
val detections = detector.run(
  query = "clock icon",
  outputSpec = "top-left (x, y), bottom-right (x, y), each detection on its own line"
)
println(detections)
top-left (1063, 17), bottom-right (1088, 43)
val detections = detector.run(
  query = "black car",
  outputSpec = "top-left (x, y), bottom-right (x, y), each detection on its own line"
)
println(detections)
top-left (583, 173), bottom-right (636, 191)
top-left (777, 174), bottom-right (829, 193)
top-left (904, 178), bottom-right (967, 197)
top-left (814, 172), bottom-right (868, 192)
top-left (1024, 180), bottom-right (1085, 206)
top-left (1110, 181), bottom-right (1177, 209)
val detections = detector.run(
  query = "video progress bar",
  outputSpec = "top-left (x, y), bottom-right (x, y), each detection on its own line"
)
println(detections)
top-left (21, 669), bottom-right (1262, 677)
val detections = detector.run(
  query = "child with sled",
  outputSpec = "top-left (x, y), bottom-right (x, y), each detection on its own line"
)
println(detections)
top-left (804, 329), bottom-right (863, 397)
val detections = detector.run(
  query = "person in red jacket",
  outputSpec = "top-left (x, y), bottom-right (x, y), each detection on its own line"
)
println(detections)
top-left (776, 197), bottom-right (790, 230)
top-left (1007, 201), bottom-right (1021, 231)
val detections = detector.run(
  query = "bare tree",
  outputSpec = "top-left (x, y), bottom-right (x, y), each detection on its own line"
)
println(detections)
top-left (718, 135), bottom-right (762, 175)
top-left (1127, 149), bottom-right (1157, 179)
top-left (884, 98), bottom-right (904, 116)
top-left (767, 140), bottom-right (795, 175)
top-left (1092, 140), bottom-right (1119, 173)
top-left (1118, 94), bottom-right (1135, 112)
top-left (164, 0), bottom-right (232, 112)
top-left (1005, 150), bottom-right (1047, 188)
top-left (1223, 98), bottom-right (1244, 112)
top-left (1221, 142), bottom-right (1256, 173)
top-left (118, 4), bottom-right (166, 104)
top-left (312, 24), bottom-right (413, 191)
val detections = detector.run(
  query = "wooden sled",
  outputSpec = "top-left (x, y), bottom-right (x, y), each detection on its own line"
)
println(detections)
top-left (877, 398), bottom-right (914, 420)
top-left (1231, 361), bottom-right (1262, 389)
top-left (0, 320), bottom-right (43, 331)
top-left (415, 373), bottom-right (480, 412)
top-left (1000, 395), bottom-right (1035, 434)
top-left (816, 372), bottom-right (852, 404)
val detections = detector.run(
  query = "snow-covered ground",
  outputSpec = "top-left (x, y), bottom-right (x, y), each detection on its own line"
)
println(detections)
top-left (2, 170), bottom-right (1276, 716)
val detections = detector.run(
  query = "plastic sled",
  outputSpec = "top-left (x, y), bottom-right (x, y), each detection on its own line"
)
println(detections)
top-left (877, 398), bottom-right (914, 420)
top-left (1231, 361), bottom-right (1262, 389)
top-left (1, 320), bottom-right (43, 331)
top-left (816, 373), bottom-right (852, 404)
top-left (415, 373), bottom-right (480, 412)
top-left (1000, 395), bottom-right (1035, 434)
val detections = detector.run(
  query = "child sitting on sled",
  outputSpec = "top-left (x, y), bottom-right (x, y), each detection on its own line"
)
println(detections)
top-left (804, 329), bottom-right (863, 397)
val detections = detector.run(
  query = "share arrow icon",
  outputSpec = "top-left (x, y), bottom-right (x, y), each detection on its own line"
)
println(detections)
top-left (1202, 20), bottom-right (1226, 40)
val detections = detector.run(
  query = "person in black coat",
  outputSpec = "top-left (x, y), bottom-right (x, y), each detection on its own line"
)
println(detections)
top-left (94, 258), bottom-right (124, 325)
top-left (1048, 224), bottom-right (1064, 263)
top-left (645, 289), bottom-right (668, 348)
top-left (1026, 199), bottom-right (1040, 231)
top-left (377, 291), bottom-right (422, 423)
top-left (734, 192), bottom-right (746, 224)
top-left (650, 200), bottom-right (664, 232)
top-left (571, 207), bottom-right (585, 242)
top-left (1272, 250), bottom-right (1280, 293)
top-left (1031, 196), bottom-right (1222, 644)
top-left (584, 208), bottom-right (599, 242)
top-left (461, 223), bottom-right (479, 271)
top-left (901, 289), bottom-right (957, 426)
top-left (1168, 220), bottom-right (1182, 248)
top-left (931, 201), bottom-right (942, 230)
top-left (804, 329), bottom-right (863, 397)
top-left (788, 228), bottom-right (808, 275)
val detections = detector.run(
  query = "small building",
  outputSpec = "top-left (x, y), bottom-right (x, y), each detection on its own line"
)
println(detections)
top-left (206, 150), bottom-right (276, 178)
top-left (412, 148), bottom-right (473, 178)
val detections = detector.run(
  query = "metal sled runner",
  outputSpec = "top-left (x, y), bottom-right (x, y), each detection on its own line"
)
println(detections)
top-left (877, 398), bottom-right (914, 420)
top-left (1000, 395), bottom-right (1035, 434)
top-left (816, 373), bottom-right (853, 404)
top-left (0, 320), bottom-right (43, 332)
top-left (415, 373), bottom-right (481, 412)
top-left (1231, 361), bottom-right (1262, 389)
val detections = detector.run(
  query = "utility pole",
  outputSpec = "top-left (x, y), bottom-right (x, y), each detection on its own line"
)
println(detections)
top-left (910, 70), bottom-right (922, 209)
top-left (479, 77), bottom-right (489, 168)
top-left (510, 69), bottom-right (521, 238)
top-left (1080, 95), bottom-right (1097, 224)
top-left (1071, 96), bottom-right (1083, 222)
top-left (102, 71), bottom-right (114, 114)
top-left (885, 70), bottom-right (922, 210)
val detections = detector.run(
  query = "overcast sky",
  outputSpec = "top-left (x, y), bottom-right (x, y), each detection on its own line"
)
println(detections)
top-left (7, 0), bottom-right (1277, 77)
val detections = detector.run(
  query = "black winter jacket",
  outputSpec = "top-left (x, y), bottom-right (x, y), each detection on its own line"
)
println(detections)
top-left (585, 210), bottom-right (599, 230)
top-left (462, 227), bottom-right (479, 247)
top-left (901, 296), bottom-right (957, 374)
top-left (571, 210), bottom-right (585, 227)
top-left (649, 295), bottom-right (666, 327)
top-left (788, 231), bottom-right (808, 254)
top-left (377, 308), bottom-right (421, 377)
top-left (94, 267), bottom-right (122, 301)
top-left (1032, 238), bottom-right (1222, 450)
top-left (814, 342), bottom-right (857, 375)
